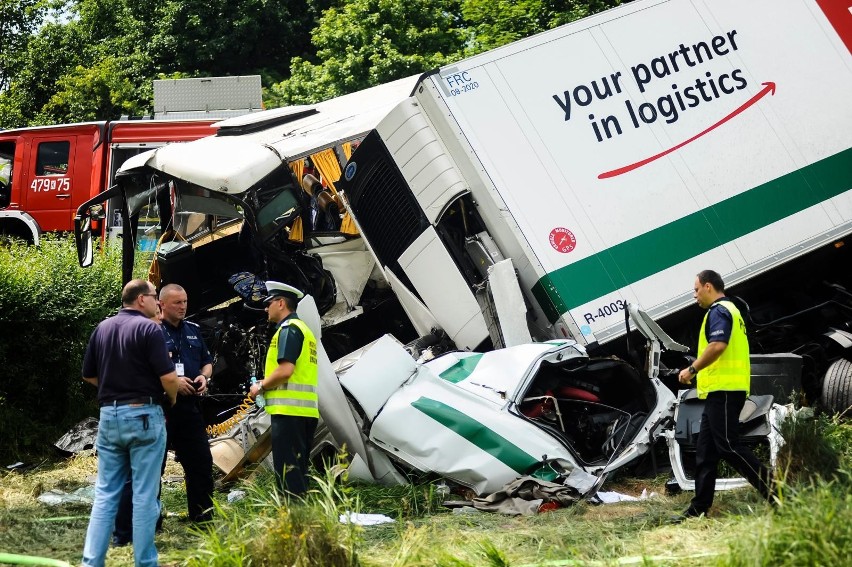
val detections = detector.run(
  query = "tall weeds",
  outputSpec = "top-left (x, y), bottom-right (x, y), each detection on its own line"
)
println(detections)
top-left (725, 412), bottom-right (852, 566)
top-left (184, 463), bottom-right (361, 567)
top-left (774, 410), bottom-right (842, 485)
top-left (725, 473), bottom-right (851, 567)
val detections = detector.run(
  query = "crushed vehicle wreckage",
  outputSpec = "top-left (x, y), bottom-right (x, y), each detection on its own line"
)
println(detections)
top-left (69, 2), bottom-right (852, 494)
top-left (65, 75), bottom-right (807, 500)
top-left (202, 299), bottom-right (791, 498)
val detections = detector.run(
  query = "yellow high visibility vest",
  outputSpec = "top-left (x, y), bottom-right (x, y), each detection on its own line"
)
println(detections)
top-left (264, 317), bottom-right (319, 418)
top-left (697, 300), bottom-right (750, 399)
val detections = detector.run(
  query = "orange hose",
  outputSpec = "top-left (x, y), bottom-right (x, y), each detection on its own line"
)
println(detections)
top-left (206, 395), bottom-right (258, 437)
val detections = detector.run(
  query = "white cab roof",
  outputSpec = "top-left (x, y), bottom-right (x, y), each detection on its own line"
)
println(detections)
top-left (118, 75), bottom-right (421, 194)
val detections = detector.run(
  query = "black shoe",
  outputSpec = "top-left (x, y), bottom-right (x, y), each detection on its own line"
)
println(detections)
top-left (669, 508), bottom-right (704, 524)
top-left (111, 535), bottom-right (131, 547)
top-left (191, 511), bottom-right (213, 524)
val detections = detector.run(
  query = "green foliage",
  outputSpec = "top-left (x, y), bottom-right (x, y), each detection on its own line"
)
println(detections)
top-left (461, 0), bottom-right (622, 54)
top-left (1, 0), bottom-right (320, 126)
top-left (36, 56), bottom-right (146, 123)
top-left (723, 413), bottom-right (852, 565)
top-left (775, 410), bottom-right (843, 486)
top-left (0, 234), bottom-right (122, 462)
top-left (185, 465), bottom-right (360, 567)
top-left (268, 0), bottom-right (468, 105)
top-left (0, 19), bottom-right (87, 128)
top-left (0, 0), bottom-right (52, 90)
top-left (27, 0), bottom-right (159, 124)
top-left (267, 0), bottom-right (622, 106)
top-left (725, 473), bottom-right (852, 567)
top-left (148, 0), bottom-right (317, 81)
top-left (352, 478), bottom-right (443, 519)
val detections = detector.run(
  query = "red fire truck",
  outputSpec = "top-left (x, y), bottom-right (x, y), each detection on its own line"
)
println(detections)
top-left (0, 119), bottom-right (219, 244)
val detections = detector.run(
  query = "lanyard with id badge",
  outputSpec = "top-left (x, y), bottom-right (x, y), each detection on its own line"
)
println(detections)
top-left (170, 326), bottom-right (185, 376)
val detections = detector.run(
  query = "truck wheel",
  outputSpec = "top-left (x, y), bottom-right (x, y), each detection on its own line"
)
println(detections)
top-left (820, 358), bottom-right (852, 416)
top-left (0, 221), bottom-right (35, 245)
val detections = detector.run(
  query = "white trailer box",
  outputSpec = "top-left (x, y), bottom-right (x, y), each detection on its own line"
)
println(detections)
top-left (339, 0), bottom-right (852, 348)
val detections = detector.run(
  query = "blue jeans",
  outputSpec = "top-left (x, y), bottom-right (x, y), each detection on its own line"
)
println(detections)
top-left (82, 404), bottom-right (166, 567)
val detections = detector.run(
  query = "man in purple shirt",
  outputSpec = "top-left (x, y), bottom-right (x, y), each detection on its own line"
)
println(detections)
top-left (81, 279), bottom-right (179, 567)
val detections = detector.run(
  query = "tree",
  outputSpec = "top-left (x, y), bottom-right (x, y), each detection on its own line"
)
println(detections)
top-left (270, 0), bottom-right (622, 106)
top-left (36, 56), bottom-right (145, 123)
top-left (0, 0), bottom-right (163, 126)
top-left (0, 0), bottom-right (52, 91)
top-left (269, 0), bottom-right (467, 105)
top-left (461, 0), bottom-right (622, 54)
top-left (0, 19), bottom-right (87, 127)
top-left (1, 0), bottom-right (325, 126)
top-left (147, 0), bottom-right (318, 82)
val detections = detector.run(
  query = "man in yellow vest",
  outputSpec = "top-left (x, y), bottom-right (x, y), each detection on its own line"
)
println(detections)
top-left (249, 281), bottom-right (319, 496)
top-left (674, 270), bottom-right (773, 522)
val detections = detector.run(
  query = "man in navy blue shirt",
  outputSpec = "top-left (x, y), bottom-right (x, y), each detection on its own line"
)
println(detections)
top-left (81, 279), bottom-right (178, 567)
top-left (160, 283), bottom-right (215, 523)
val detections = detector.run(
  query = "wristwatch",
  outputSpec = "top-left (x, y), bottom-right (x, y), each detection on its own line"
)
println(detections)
top-left (688, 365), bottom-right (697, 375)
top-left (257, 381), bottom-right (265, 393)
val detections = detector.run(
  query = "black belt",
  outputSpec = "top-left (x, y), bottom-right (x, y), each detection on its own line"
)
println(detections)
top-left (100, 396), bottom-right (157, 407)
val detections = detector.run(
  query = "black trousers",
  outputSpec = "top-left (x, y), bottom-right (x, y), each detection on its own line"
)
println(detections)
top-left (167, 399), bottom-right (214, 522)
top-left (271, 414), bottom-right (318, 496)
top-left (690, 390), bottom-right (772, 514)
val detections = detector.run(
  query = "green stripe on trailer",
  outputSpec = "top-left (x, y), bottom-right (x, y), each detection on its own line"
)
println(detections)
top-left (411, 397), bottom-right (539, 473)
top-left (439, 354), bottom-right (483, 383)
top-left (532, 147), bottom-right (852, 322)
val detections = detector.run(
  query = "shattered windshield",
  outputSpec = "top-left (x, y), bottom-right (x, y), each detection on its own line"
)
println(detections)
top-left (121, 171), bottom-right (245, 264)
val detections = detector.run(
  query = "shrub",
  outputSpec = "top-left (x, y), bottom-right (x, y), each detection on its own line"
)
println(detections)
top-left (774, 410), bottom-right (842, 486)
top-left (725, 413), bottom-right (852, 566)
top-left (0, 234), bottom-right (122, 462)
top-left (725, 473), bottom-right (852, 567)
top-left (185, 465), bottom-right (361, 567)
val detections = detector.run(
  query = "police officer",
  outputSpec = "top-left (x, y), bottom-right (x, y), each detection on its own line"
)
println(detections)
top-left (249, 281), bottom-right (319, 496)
top-left (673, 270), bottom-right (773, 522)
top-left (160, 283), bottom-right (215, 522)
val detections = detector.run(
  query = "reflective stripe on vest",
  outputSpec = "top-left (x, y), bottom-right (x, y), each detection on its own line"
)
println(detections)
top-left (264, 317), bottom-right (319, 418)
top-left (697, 300), bottom-right (750, 399)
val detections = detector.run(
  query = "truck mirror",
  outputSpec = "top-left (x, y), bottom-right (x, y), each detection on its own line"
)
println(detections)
top-left (74, 213), bottom-right (94, 267)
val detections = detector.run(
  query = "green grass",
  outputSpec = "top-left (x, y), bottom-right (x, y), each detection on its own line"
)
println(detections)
top-left (1, 417), bottom-right (850, 566)
top-left (723, 474), bottom-right (852, 567)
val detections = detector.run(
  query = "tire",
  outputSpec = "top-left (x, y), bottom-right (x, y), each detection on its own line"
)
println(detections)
top-left (820, 358), bottom-right (852, 416)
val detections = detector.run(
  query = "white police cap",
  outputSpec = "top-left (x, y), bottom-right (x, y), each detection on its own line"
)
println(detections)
top-left (262, 280), bottom-right (304, 303)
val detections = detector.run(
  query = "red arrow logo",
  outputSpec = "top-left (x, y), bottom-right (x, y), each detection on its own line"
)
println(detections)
top-left (598, 81), bottom-right (777, 179)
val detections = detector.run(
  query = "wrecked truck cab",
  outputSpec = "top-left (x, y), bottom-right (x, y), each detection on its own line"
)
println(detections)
top-left (74, 76), bottom-right (427, 358)
top-left (340, 335), bottom-right (676, 495)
